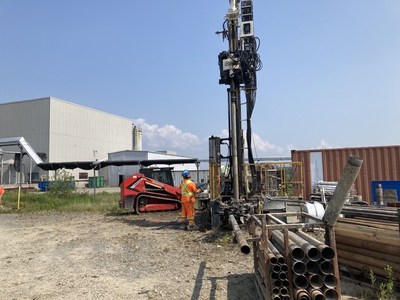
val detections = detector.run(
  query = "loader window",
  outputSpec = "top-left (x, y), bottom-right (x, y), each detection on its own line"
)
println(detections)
top-left (140, 168), bottom-right (174, 186)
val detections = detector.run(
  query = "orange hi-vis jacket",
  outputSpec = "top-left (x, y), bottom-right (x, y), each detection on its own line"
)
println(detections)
top-left (180, 179), bottom-right (200, 203)
top-left (0, 186), bottom-right (5, 196)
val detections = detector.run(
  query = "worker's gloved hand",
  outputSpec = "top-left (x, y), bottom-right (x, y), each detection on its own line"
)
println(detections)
top-left (198, 188), bottom-right (203, 193)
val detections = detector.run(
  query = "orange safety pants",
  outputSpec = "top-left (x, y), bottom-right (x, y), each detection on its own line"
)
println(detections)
top-left (180, 200), bottom-right (195, 225)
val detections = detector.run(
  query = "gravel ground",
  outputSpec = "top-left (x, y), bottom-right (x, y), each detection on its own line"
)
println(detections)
top-left (0, 210), bottom-right (380, 300)
top-left (0, 211), bottom-right (257, 300)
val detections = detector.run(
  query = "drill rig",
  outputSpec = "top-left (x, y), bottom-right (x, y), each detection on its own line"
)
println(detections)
top-left (205, 0), bottom-right (263, 228)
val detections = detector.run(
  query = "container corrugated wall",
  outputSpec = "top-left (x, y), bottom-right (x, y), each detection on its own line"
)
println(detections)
top-left (291, 145), bottom-right (400, 204)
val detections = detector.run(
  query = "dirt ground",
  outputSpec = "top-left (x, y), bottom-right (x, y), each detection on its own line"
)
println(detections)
top-left (0, 211), bottom-right (374, 300)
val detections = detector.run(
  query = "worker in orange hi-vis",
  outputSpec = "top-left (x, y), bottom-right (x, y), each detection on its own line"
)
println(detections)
top-left (179, 170), bottom-right (202, 231)
top-left (0, 185), bottom-right (5, 205)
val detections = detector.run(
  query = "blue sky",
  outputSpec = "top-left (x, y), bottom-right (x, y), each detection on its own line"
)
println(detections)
top-left (1, 1), bottom-right (399, 160)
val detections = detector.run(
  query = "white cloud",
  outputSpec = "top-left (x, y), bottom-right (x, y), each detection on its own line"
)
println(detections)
top-left (222, 129), bottom-right (291, 157)
top-left (251, 133), bottom-right (287, 155)
top-left (318, 139), bottom-right (333, 149)
top-left (132, 118), bottom-right (201, 153)
top-left (132, 119), bottom-right (295, 158)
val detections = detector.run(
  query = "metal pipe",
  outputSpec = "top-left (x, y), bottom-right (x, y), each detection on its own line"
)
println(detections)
top-left (289, 231), bottom-right (322, 261)
top-left (272, 286), bottom-right (280, 295)
top-left (273, 279), bottom-right (282, 287)
top-left (292, 260), bottom-right (307, 275)
top-left (323, 274), bottom-right (337, 289)
top-left (280, 287), bottom-right (289, 296)
top-left (270, 272), bottom-right (279, 280)
top-left (320, 261), bottom-right (334, 275)
top-left (268, 254), bottom-right (278, 265)
top-left (293, 274), bottom-right (308, 289)
top-left (323, 288), bottom-right (339, 300)
top-left (272, 230), bottom-right (305, 261)
top-left (267, 240), bottom-right (286, 265)
top-left (308, 274), bottom-right (323, 289)
top-left (295, 231), bottom-right (335, 261)
top-left (17, 147), bottom-right (23, 209)
top-left (278, 271), bottom-right (287, 281)
top-left (228, 215), bottom-right (250, 254)
top-left (231, 100), bottom-right (240, 200)
top-left (271, 264), bottom-right (280, 273)
top-left (310, 289), bottom-right (326, 300)
top-left (306, 260), bottom-right (320, 274)
top-left (250, 214), bottom-right (262, 227)
top-left (280, 263), bottom-right (289, 272)
top-left (295, 289), bottom-right (310, 300)
top-left (323, 155), bottom-right (363, 226)
top-left (281, 279), bottom-right (289, 287)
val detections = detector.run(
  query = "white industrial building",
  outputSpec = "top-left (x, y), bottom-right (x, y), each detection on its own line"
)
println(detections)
top-left (0, 97), bottom-right (133, 185)
top-left (0, 97), bottom-right (205, 188)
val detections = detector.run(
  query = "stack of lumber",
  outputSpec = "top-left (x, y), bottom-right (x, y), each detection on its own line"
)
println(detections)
top-left (335, 208), bottom-right (400, 281)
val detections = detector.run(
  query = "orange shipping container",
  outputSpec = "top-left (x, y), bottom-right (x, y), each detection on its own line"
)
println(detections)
top-left (291, 145), bottom-right (400, 204)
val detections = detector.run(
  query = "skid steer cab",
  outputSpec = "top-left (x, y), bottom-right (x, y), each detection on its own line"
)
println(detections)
top-left (120, 172), bottom-right (182, 214)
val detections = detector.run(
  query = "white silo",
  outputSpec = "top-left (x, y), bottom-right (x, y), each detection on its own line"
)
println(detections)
top-left (132, 125), bottom-right (143, 151)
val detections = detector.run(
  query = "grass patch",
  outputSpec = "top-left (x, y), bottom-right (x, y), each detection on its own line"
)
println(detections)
top-left (0, 190), bottom-right (122, 213)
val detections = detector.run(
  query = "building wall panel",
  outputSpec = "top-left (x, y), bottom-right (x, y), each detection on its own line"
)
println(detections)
top-left (1, 97), bottom-right (133, 183)
top-left (49, 98), bottom-right (132, 162)
top-left (0, 98), bottom-right (50, 180)
top-left (291, 145), bottom-right (400, 204)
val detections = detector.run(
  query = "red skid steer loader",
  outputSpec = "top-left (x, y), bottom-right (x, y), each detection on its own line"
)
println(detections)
top-left (120, 173), bottom-right (182, 214)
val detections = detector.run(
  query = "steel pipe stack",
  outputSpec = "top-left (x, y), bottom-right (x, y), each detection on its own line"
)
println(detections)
top-left (266, 240), bottom-right (290, 299)
top-left (270, 230), bottom-right (339, 300)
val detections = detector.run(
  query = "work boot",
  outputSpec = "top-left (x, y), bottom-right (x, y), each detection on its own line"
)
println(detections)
top-left (186, 224), bottom-right (199, 231)
top-left (179, 223), bottom-right (187, 230)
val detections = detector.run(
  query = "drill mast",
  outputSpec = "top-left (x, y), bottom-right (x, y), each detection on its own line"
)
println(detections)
top-left (213, 0), bottom-right (261, 200)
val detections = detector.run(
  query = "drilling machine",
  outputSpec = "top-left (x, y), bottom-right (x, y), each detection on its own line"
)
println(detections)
top-left (202, 0), bottom-right (263, 228)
